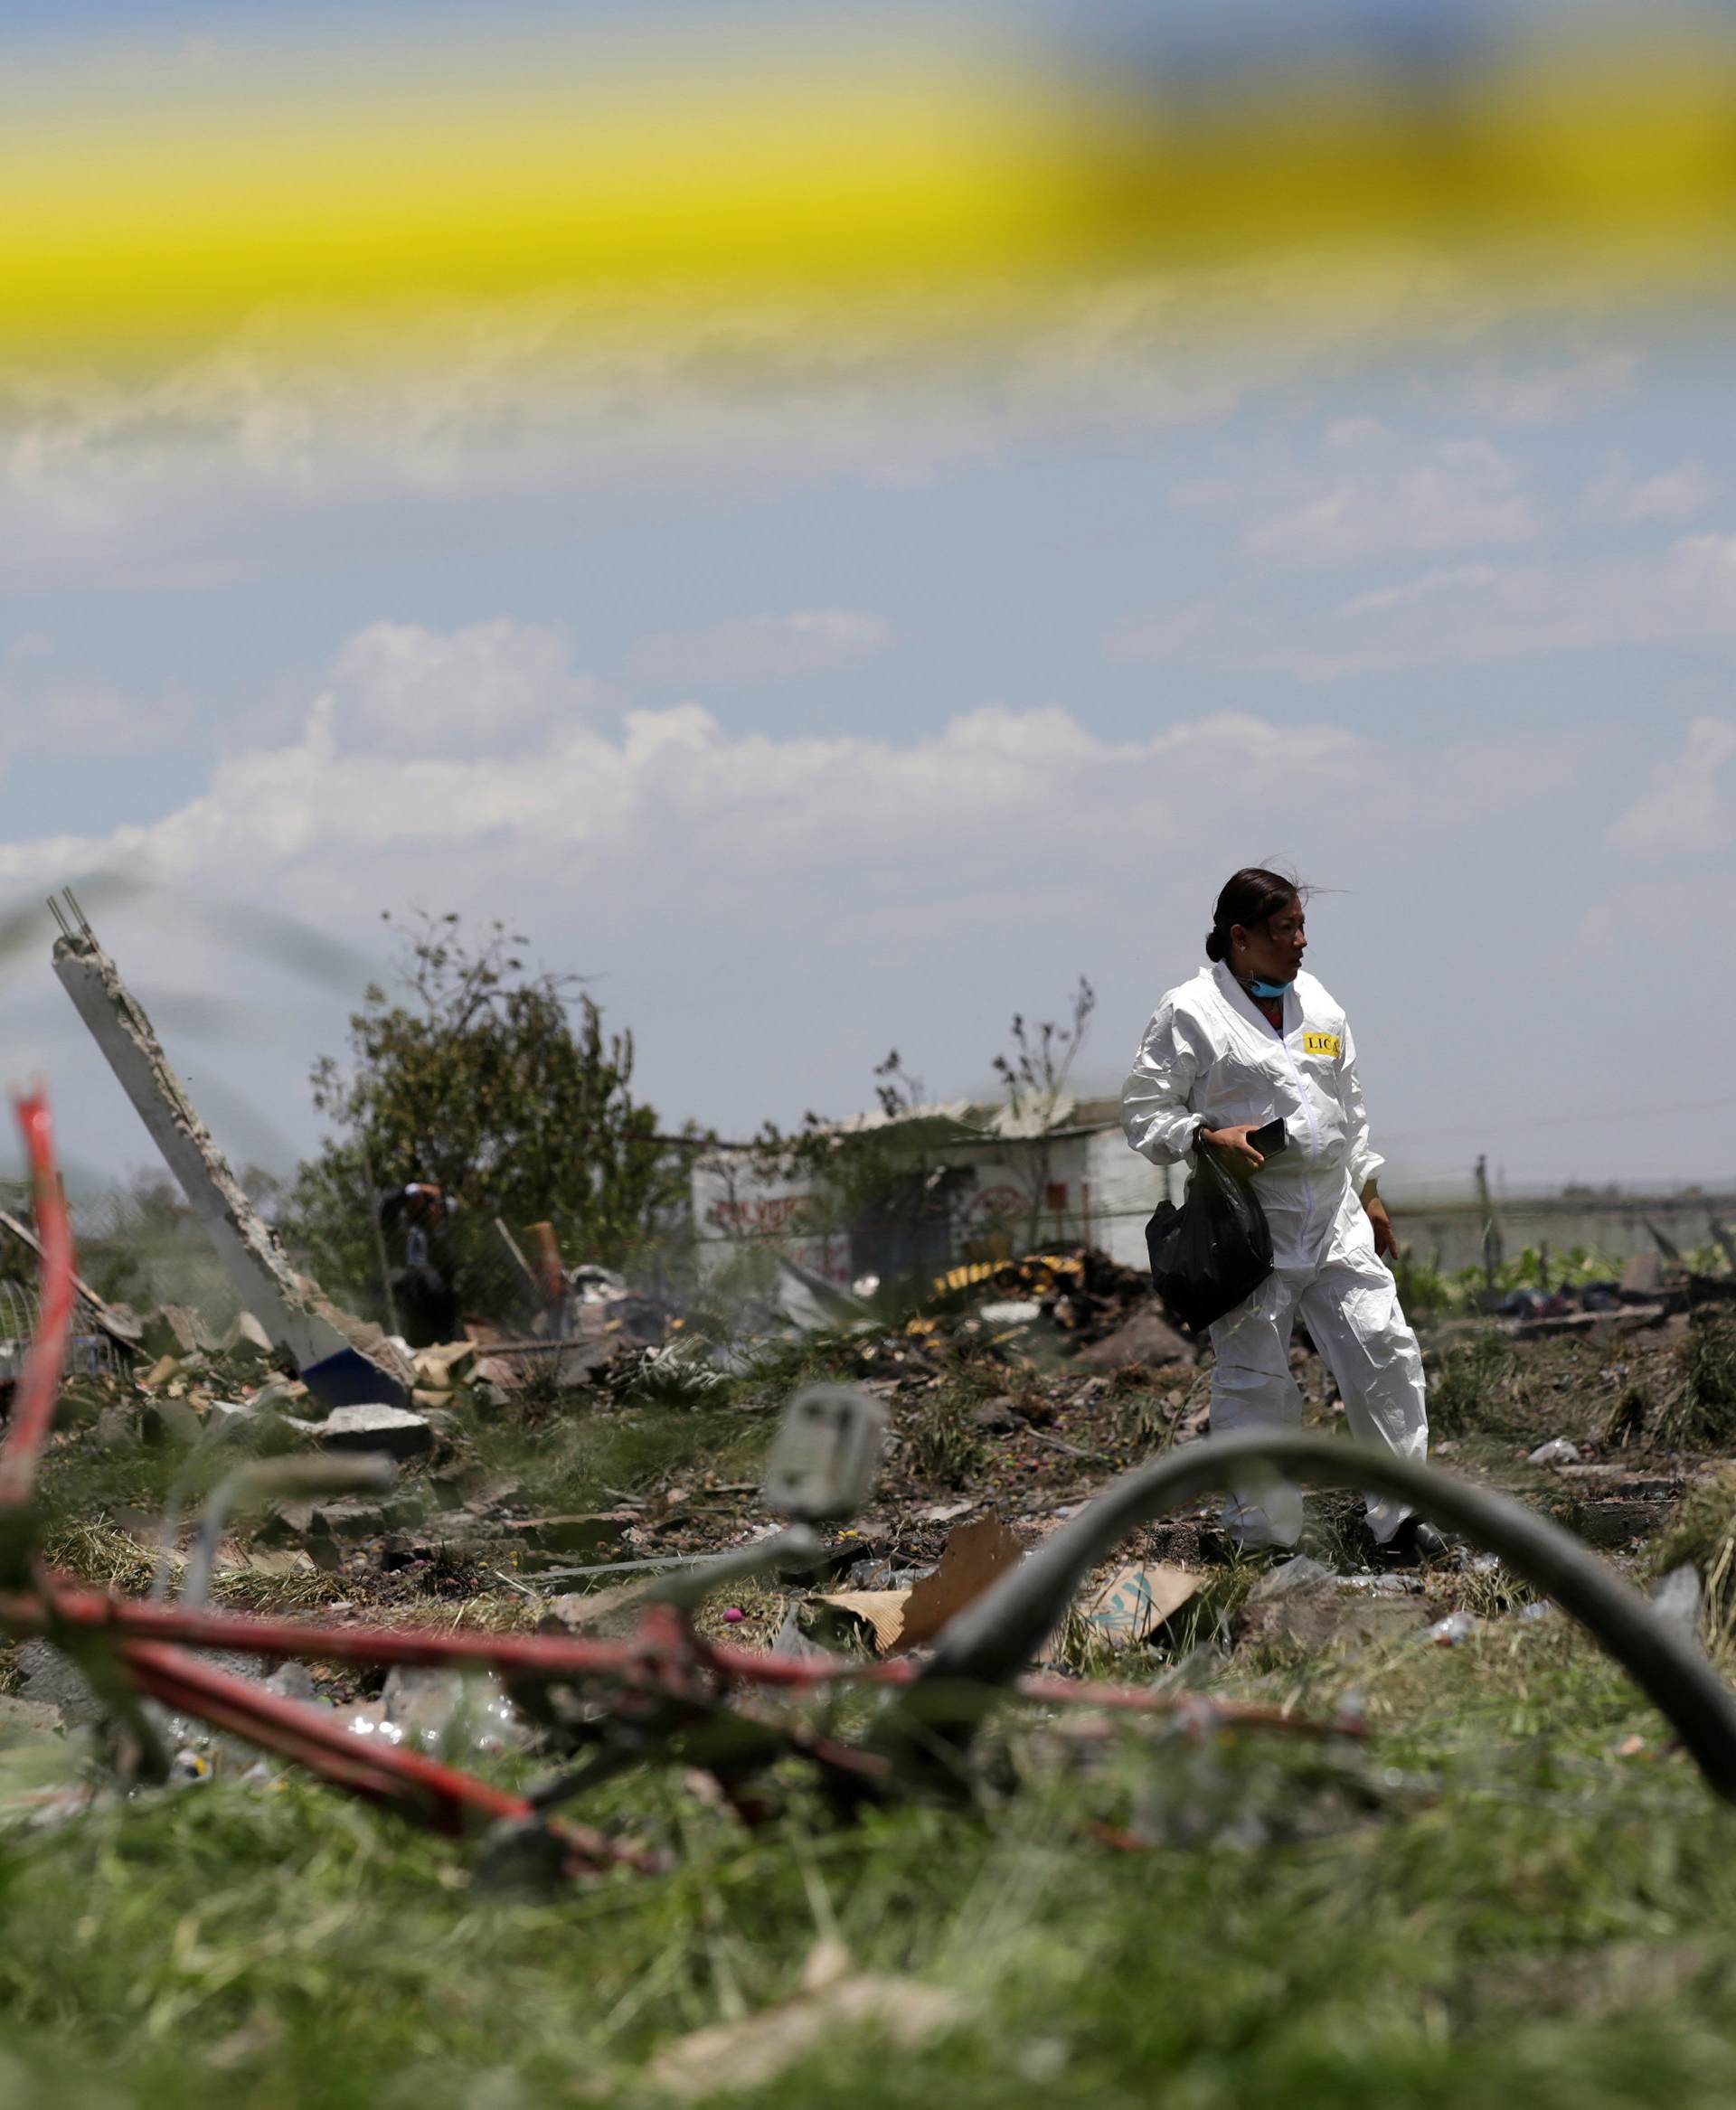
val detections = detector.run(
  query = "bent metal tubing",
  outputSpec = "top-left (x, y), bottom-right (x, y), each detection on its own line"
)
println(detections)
top-left (905, 1430), bottom-right (1736, 1801)
top-left (13, 1584), bottom-right (1356, 1741)
top-left (0, 1091), bottom-right (75, 1509)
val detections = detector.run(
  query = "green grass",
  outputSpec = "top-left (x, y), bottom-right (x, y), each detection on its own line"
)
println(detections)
top-left (0, 1634), bottom-right (1733, 2107)
top-left (460, 1401), bottom-right (777, 1515)
top-left (0, 1582), bottom-right (1729, 2106)
top-left (1659, 1316), bottom-right (1736, 1452)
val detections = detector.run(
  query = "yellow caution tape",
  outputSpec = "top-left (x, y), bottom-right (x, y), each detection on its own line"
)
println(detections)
top-left (5, 26), bottom-right (1736, 371)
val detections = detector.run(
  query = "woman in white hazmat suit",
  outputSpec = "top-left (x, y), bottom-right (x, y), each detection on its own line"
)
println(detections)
top-left (1121, 867), bottom-right (1440, 1559)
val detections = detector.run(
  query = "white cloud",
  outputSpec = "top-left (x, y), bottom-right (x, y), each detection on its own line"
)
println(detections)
top-left (0, 626), bottom-right (1532, 963)
top-left (627, 610), bottom-right (893, 690)
top-left (1448, 348), bottom-right (1639, 428)
top-left (1584, 461), bottom-right (1720, 525)
top-left (1112, 535), bottom-right (1736, 678)
top-left (324, 619), bottom-right (596, 757)
top-left (1256, 438), bottom-right (1535, 568)
top-left (1608, 715), bottom-right (1736, 861)
top-left (0, 629), bottom-right (192, 768)
top-left (0, 268), bottom-right (1581, 597)
top-left (1577, 874), bottom-right (1721, 953)
top-left (0, 291), bottom-right (1252, 595)
top-left (0, 626), bottom-right (1590, 1055)
top-left (1177, 428), bottom-right (1537, 572)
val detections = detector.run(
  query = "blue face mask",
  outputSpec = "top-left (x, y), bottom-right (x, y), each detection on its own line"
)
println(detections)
top-left (1248, 977), bottom-right (1293, 999)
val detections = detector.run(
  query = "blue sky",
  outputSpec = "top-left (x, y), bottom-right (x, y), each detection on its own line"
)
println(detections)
top-left (2, 5), bottom-right (1733, 1207)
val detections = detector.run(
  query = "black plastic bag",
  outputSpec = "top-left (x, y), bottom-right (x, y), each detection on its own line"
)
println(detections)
top-left (1144, 1143), bottom-right (1275, 1333)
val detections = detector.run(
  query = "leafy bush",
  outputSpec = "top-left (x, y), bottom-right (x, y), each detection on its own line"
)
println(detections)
top-left (282, 911), bottom-right (689, 1317)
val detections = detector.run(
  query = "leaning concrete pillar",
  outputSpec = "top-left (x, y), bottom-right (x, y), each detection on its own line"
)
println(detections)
top-left (51, 918), bottom-right (410, 1409)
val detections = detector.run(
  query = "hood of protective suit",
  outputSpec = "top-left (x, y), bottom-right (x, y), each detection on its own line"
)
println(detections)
top-left (1121, 962), bottom-right (1384, 1267)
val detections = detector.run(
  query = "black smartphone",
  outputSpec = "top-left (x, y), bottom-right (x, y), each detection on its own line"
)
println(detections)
top-left (1247, 1116), bottom-right (1288, 1157)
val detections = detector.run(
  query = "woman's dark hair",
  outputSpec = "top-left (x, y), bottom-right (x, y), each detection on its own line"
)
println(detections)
top-left (1204, 867), bottom-right (1302, 963)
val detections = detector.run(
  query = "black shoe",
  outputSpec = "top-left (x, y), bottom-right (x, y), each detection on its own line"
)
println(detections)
top-left (1382, 1516), bottom-right (1451, 1565)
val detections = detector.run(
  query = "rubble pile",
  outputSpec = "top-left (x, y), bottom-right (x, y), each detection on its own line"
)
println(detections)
top-left (912, 1246), bottom-right (1173, 1348)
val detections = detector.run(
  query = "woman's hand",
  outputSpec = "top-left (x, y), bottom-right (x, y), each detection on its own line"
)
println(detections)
top-left (1199, 1123), bottom-right (1266, 1173)
top-left (1363, 1194), bottom-right (1398, 1259)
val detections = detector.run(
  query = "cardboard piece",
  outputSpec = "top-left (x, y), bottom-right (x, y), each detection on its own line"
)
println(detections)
top-left (899, 1513), bottom-right (1025, 1652)
top-left (812, 1590), bottom-right (910, 1654)
top-left (814, 1514), bottom-right (1027, 1657)
top-left (1081, 1563), bottom-right (1201, 1645)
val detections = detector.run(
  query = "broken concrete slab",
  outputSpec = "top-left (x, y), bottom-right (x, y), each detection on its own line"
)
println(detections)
top-left (202, 1391), bottom-right (305, 1445)
top-left (157, 1304), bottom-right (220, 1357)
top-left (231, 1547), bottom-right (319, 1578)
top-left (310, 1495), bottom-right (402, 1540)
top-left (91, 1403), bottom-right (137, 1453)
top-left (221, 1310), bottom-right (275, 1356)
top-left (52, 917), bottom-right (411, 1411)
top-left (284, 1403), bottom-right (434, 1461)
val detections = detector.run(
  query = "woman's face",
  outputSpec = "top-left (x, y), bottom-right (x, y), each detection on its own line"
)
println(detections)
top-left (1231, 900), bottom-right (1307, 984)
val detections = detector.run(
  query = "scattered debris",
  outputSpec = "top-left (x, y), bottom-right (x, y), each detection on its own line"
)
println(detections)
top-left (812, 1589), bottom-right (910, 1653)
top-left (900, 1514), bottom-right (1026, 1650)
top-left (1072, 1305), bottom-right (1196, 1371)
top-left (1080, 1563), bottom-right (1201, 1646)
top-left (1653, 1563), bottom-right (1705, 1651)
top-left (284, 1402), bottom-right (436, 1461)
top-left (1239, 1554), bottom-right (1431, 1652)
top-left (815, 1513), bottom-right (1026, 1655)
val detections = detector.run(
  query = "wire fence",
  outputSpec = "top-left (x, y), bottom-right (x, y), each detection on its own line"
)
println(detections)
top-left (0, 1156), bottom-right (1722, 1351)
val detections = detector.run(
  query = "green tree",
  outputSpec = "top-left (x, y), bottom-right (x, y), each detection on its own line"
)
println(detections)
top-left (283, 912), bottom-right (687, 1315)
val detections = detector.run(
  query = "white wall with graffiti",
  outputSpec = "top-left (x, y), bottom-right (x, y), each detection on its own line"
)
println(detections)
top-left (690, 1114), bottom-right (1171, 1287)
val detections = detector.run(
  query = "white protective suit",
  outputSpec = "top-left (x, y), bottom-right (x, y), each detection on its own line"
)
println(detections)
top-left (1121, 961), bottom-right (1428, 1547)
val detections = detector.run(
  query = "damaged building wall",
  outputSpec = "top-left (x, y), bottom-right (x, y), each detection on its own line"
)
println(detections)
top-left (693, 1103), bottom-right (1169, 1286)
